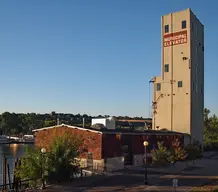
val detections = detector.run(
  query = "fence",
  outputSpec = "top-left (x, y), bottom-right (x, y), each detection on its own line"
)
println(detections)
top-left (0, 156), bottom-right (107, 192)
top-left (0, 156), bottom-right (31, 192)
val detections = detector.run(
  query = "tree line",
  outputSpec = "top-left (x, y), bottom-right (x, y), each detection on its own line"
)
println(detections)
top-left (0, 108), bottom-right (217, 150)
top-left (0, 111), bottom-right (147, 135)
top-left (204, 108), bottom-right (218, 150)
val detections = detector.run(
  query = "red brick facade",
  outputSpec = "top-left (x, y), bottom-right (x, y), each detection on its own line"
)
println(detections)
top-left (102, 133), bottom-right (184, 158)
top-left (34, 125), bottom-right (184, 163)
top-left (34, 126), bottom-right (102, 160)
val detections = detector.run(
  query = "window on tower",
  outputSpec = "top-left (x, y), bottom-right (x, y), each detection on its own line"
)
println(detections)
top-left (156, 83), bottom-right (161, 91)
top-left (182, 20), bottom-right (187, 29)
top-left (164, 25), bottom-right (169, 33)
top-left (164, 64), bottom-right (169, 72)
top-left (178, 81), bottom-right (183, 88)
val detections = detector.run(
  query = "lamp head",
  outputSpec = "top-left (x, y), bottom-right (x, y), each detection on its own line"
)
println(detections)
top-left (143, 141), bottom-right (149, 147)
top-left (41, 148), bottom-right (46, 154)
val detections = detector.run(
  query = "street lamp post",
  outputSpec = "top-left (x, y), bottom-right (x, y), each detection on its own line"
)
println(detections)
top-left (143, 141), bottom-right (149, 185)
top-left (41, 148), bottom-right (46, 189)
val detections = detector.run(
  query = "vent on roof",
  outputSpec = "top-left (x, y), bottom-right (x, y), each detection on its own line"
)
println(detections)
top-left (91, 123), bottom-right (106, 130)
top-left (160, 128), bottom-right (169, 131)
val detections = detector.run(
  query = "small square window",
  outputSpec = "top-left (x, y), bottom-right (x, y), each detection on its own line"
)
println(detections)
top-left (164, 64), bottom-right (169, 72)
top-left (178, 81), bottom-right (183, 88)
top-left (164, 25), bottom-right (169, 33)
top-left (182, 20), bottom-right (186, 29)
top-left (156, 83), bottom-right (161, 91)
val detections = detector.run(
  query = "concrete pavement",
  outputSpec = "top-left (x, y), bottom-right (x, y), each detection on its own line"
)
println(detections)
top-left (26, 173), bottom-right (216, 192)
top-left (26, 151), bottom-right (218, 191)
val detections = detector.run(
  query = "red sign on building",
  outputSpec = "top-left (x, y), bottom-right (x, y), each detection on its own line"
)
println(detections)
top-left (163, 30), bottom-right (187, 47)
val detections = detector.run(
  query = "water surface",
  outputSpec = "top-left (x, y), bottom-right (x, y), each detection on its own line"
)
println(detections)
top-left (0, 144), bottom-right (34, 185)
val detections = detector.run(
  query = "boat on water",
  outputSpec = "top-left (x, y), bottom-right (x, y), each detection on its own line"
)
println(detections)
top-left (22, 135), bottom-right (34, 144)
top-left (0, 135), bottom-right (34, 144)
top-left (0, 135), bottom-right (10, 144)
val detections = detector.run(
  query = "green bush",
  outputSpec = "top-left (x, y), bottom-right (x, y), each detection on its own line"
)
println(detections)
top-left (152, 139), bottom-right (188, 167)
top-left (185, 141), bottom-right (202, 162)
top-left (151, 142), bottom-right (171, 167)
top-left (15, 145), bottom-right (47, 187)
top-left (204, 139), bottom-right (218, 150)
top-left (47, 132), bottom-right (83, 182)
top-left (15, 132), bottom-right (83, 187)
top-left (170, 138), bottom-right (187, 163)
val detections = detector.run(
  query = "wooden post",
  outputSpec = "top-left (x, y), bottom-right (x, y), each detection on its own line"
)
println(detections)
top-left (2, 156), bottom-right (7, 192)
top-left (2, 156), bottom-right (5, 192)
top-left (12, 159), bottom-right (17, 190)
top-left (19, 159), bottom-right (22, 189)
top-left (2, 156), bottom-right (4, 191)
top-left (15, 158), bottom-right (19, 191)
top-left (4, 156), bottom-right (6, 191)
top-left (7, 163), bottom-right (11, 189)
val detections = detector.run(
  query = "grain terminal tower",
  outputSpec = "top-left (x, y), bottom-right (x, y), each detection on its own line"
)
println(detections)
top-left (151, 8), bottom-right (204, 145)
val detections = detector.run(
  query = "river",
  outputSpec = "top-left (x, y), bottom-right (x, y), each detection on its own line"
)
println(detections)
top-left (0, 143), bottom-right (34, 185)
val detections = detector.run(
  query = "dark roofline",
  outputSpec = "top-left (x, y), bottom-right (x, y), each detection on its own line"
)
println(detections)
top-left (32, 123), bottom-right (188, 136)
top-left (79, 126), bottom-right (187, 136)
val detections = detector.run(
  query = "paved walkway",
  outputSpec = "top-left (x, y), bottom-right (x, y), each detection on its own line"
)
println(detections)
top-left (26, 152), bottom-right (218, 192)
top-left (25, 173), bottom-right (217, 192)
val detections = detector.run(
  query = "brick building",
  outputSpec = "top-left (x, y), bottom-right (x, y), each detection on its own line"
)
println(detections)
top-left (33, 124), bottom-right (189, 171)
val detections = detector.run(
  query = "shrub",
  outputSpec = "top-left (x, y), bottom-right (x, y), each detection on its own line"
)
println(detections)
top-left (170, 138), bottom-right (187, 163)
top-left (152, 139), bottom-right (188, 167)
top-left (185, 141), bottom-right (202, 163)
top-left (15, 132), bottom-right (84, 187)
top-left (151, 141), bottom-right (171, 167)
top-left (47, 132), bottom-right (83, 182)
top-left (15, 145), bottom-right (47, 187)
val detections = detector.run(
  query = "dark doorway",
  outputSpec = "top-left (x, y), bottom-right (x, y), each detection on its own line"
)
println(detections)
top-left (87, 152), bottom-right (93, 170)
top-left (122, 144), bottom-right (133, 165)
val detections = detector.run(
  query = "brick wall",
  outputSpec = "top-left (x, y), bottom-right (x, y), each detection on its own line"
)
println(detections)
top-left (132, 134), bottom-right (184, 154)
top-left (102, 134), bottom-right (123, 158)
top-left (34, 126), bottom-right (102, 160)
top-left (102, 133), bottom-right (184, 159)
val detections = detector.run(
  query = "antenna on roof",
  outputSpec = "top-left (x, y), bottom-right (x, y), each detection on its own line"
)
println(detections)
top-left (57, 115), bottom-right (60, 125)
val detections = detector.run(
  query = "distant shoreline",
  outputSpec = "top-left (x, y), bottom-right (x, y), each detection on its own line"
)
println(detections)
top-left (0, 141), bottom-right (34, 145)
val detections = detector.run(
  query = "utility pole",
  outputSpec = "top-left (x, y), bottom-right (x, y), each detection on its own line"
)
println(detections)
top-left (82, 118), bottom-right (85, 128)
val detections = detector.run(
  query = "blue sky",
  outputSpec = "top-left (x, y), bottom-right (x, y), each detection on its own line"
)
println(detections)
top-left (0, 0), bottom-right (217, 117)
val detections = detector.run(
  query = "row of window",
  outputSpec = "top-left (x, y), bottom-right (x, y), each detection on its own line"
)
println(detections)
top-left (156, 81), bottom-right (183, 91)
top-left (157, 82), bottom-right (203, 95)
top-left (164, 20), bottom-right (186, 33)
top-left (164, 63), bottom-right (201, 73)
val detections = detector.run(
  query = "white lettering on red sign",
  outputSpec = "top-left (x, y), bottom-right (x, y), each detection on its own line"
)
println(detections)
top-left (163, 30), bottom-right (187, 47)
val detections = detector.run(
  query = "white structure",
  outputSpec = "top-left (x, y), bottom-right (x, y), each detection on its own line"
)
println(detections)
top-left (91, 117), bottom-right (116, 130)
top-left (0, 135), bottom-right (10, 144)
